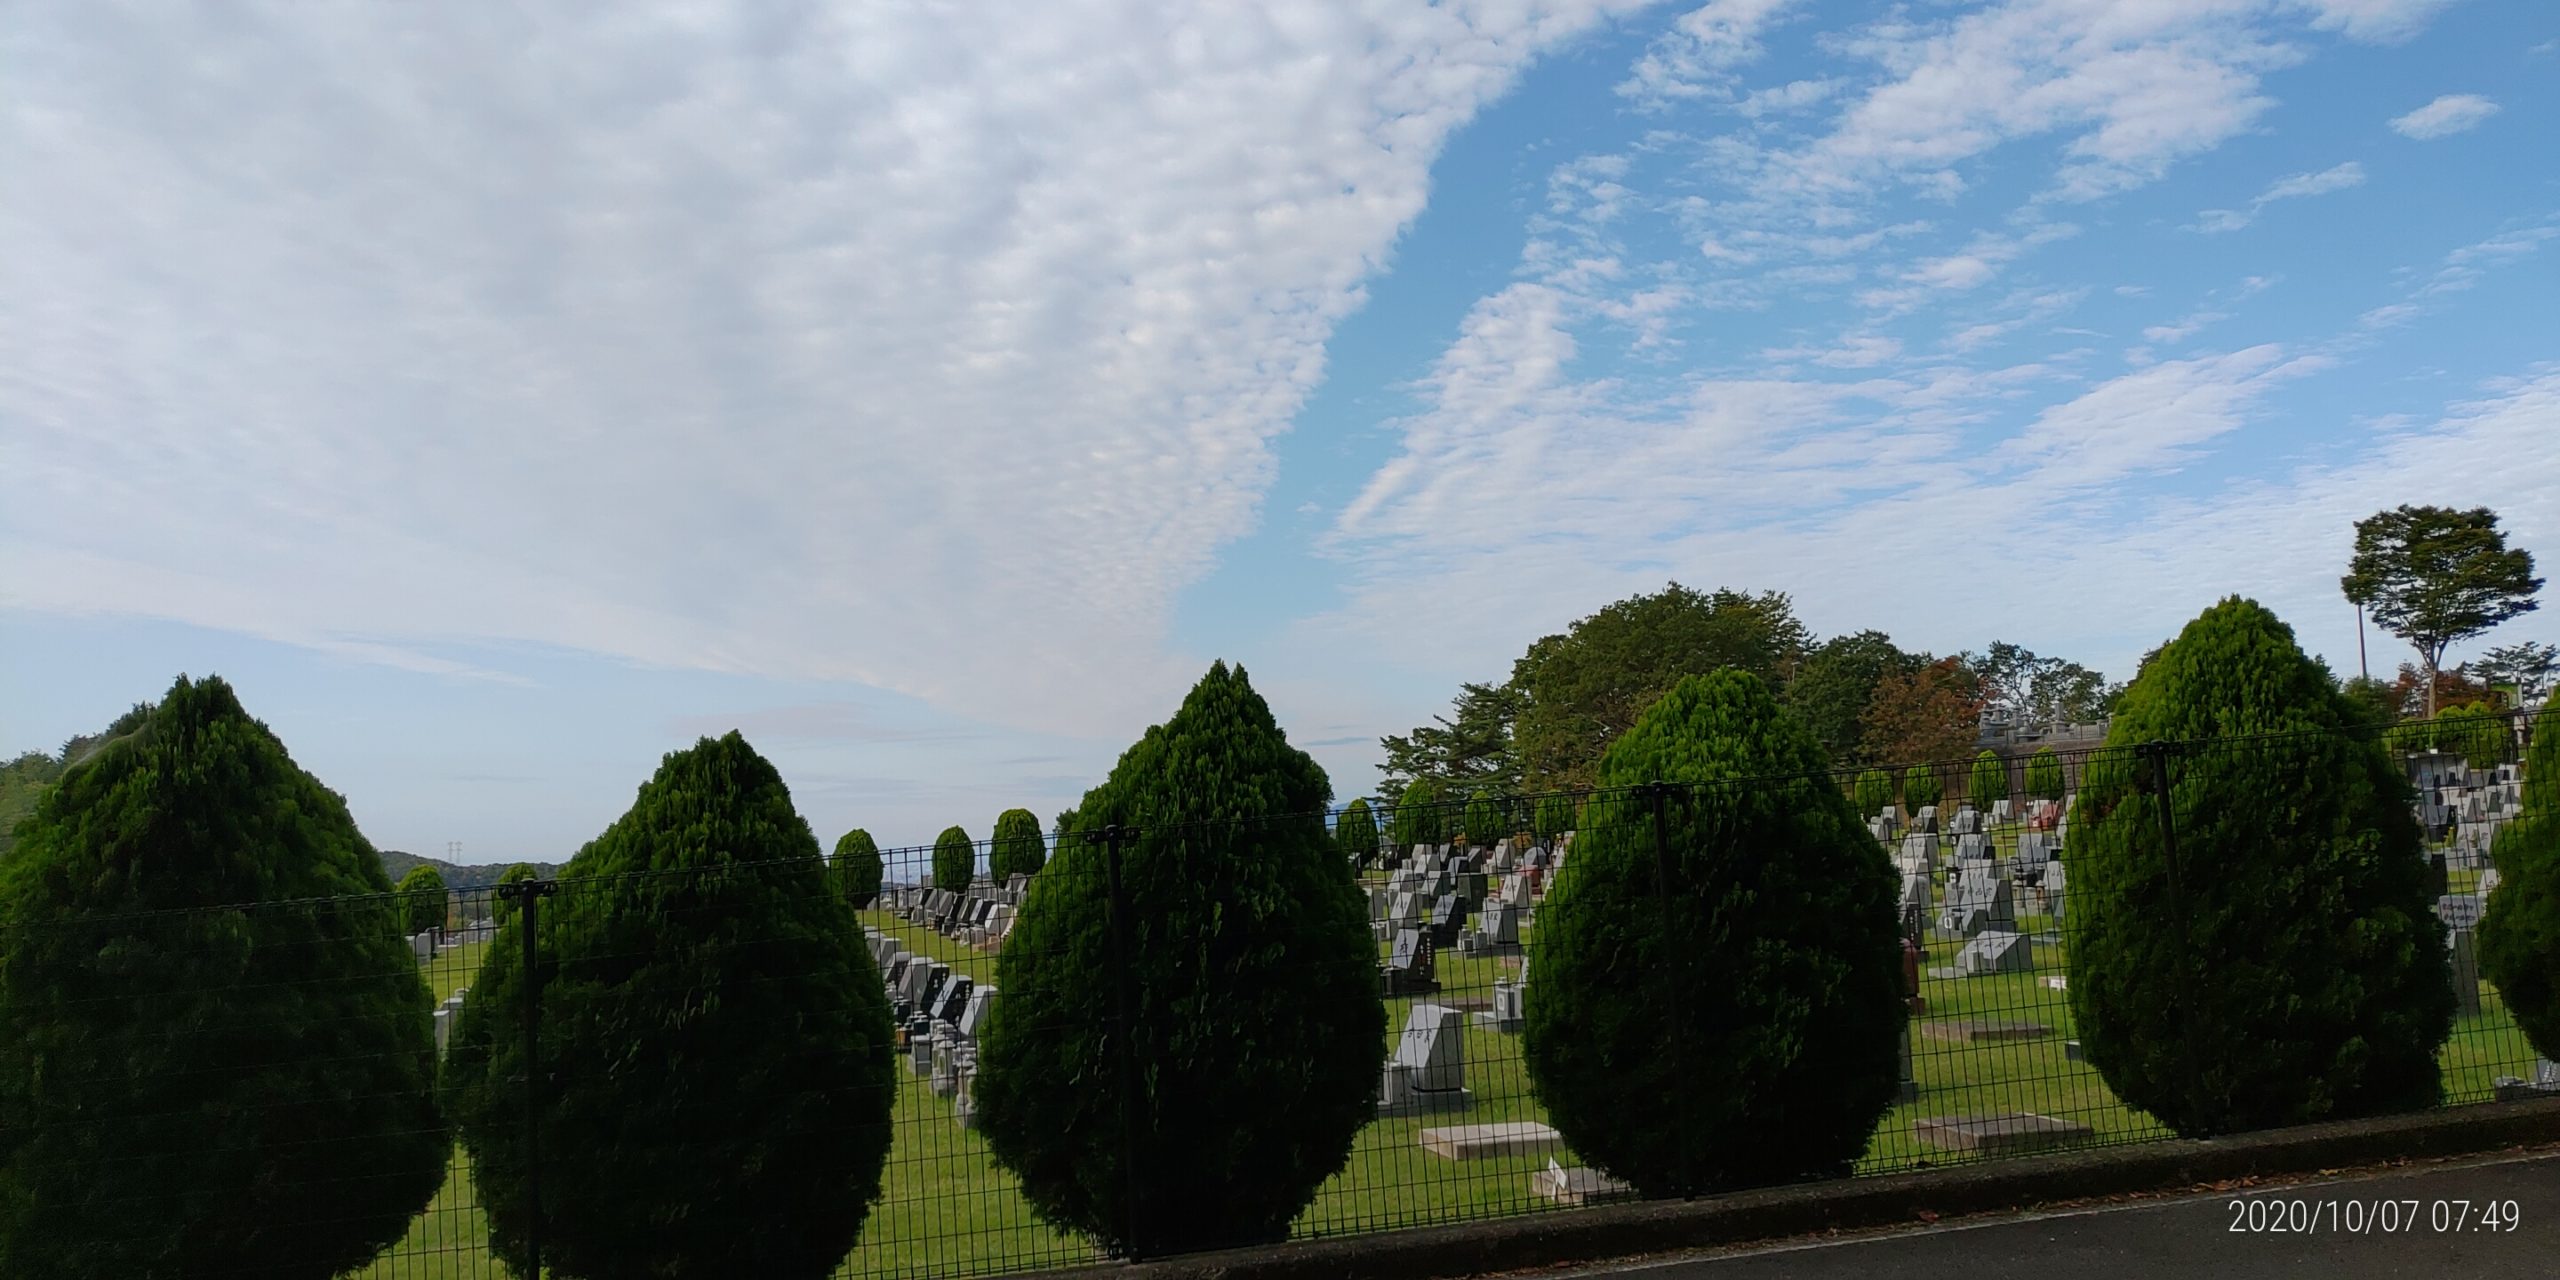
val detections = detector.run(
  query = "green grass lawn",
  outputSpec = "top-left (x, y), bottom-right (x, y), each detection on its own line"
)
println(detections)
top-left (353, 887), bottom-right (2547, 1279)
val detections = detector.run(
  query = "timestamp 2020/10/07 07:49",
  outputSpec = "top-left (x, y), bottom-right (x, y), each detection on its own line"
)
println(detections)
top-left (2228, 1198), bottom-right (2522, 1234)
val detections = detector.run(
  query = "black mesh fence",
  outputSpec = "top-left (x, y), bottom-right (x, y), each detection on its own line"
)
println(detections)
top-left (0, 714), bottom-right (2545, 1278)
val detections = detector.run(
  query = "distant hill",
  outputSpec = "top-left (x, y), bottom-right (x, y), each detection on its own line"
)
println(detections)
top-left (378, 850), bottom-right (562, 891)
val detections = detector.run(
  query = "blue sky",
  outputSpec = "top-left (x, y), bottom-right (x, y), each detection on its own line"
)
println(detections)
top-left (5, 0), bottom-right (2555, 863)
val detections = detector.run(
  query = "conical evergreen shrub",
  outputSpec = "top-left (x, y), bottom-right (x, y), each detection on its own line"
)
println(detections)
top-left (2480, 718), bottom-right (2560, 1061)
top-left (396, 863), bottom-right (448, 934)
top-left (442, 732), bottom-right (895, 1280)
top-left (990, 807), bottom-right (1047, 881)
top-left (1336, 798), bottom-right (1379, 866)
top-left (1462, 794), bottom-right (1507, 848)
top-left (1522, 670), bottom-right (1904, 1195)
top-left (2026, 747), bottom-right (2066, 801)
top-left (974, 663), bottom-right (1381, 1254)
top-left (2068, 598), bottom-right (2451, 1137)
top-left (0, 675), bottom-right (446, 1280)
top-left (1901, 763), bottom-right (1942, 811)
top-left (1968, 750), bottom-right (2005, 813)
top-left (1853, 768), bottom-right (1893, 818)
top-left (934, 824), bottom-right (976, 892)
top-left (1535, 792), bottom-right (1577, 839)
top-left (1391, 777), bottom-right (1446, 851)
top-left (834, 828), bottom-right (884, 908)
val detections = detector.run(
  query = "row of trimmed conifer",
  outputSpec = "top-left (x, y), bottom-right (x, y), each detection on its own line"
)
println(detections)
top-left (1, 598), bottom-right (2553, 1277)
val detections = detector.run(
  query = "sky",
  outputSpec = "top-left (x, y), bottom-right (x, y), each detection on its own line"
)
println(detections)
top-left (4, 0), bottom-right (2555, 864)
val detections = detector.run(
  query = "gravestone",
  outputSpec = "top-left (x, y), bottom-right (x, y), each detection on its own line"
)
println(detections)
top-left (1390, 892), bottom-right (1421, 925)
top-left (409, 933), bottom-right (435, 963)
top-left (2041, 858), bottom-right (2067, 920)
top-left (1900, 871), bottom-right (1933, 940)
top-left (958, 985), bottom-right (997, 1039)
top-left (2449, 927), bottom-right (2481, 1016)
top-left (902, 960), bottom-right (943, 1010)
top-left (1900, 832), bottom-right (1941, 865)
top-left (2436, 893), bottom-right (2487, 933)
top-left (1953, 833), bottom-right (1992, 863)
top-left (934, 976), bottom-right (974, 1025)
top-left (1931, 930), bottom-right (2034, 979)
top-left (1990, 798), bottom-right (2014, 824)
top-left (1936, 869), bottom-right (2014, 937)
top-left (1427, 893), bottom-right (1465, 947)
top-left (1913, 805), bottom-right (1939, 835)
top-left (1484, 902), bottom-right (1522, 948)
top-left (1869, 817), bottom-right (1895, 843)
top-left (1950, 807), bottom-right (1982, 836)
top-left (1875, 809), bottom-right (1901, 840)
top-left (1474, 978), bottom-right (1525, 1033)
top-left (1378, 1003), bottom-right (1473, 1116)
top-left (1418, 1121), bottom-right (1561, 1160)
top-left (1532, 1157), bottom-right (1636, 1206)
top-left (1913, 1112), bottom-right (2093, 1154)
top-left (886, 953), bottom-right (913, 986)
top-left (2493, 1058), bottom-right (2560, 1102)
top-left (1382, 927), bottom-right (1439, 997)
top-left (1921, 1018), bottom-right (2053, 1044)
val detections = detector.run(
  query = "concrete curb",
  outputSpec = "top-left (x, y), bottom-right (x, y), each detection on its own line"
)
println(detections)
top-left (1011, 1097), bottom-right (2560, 1280)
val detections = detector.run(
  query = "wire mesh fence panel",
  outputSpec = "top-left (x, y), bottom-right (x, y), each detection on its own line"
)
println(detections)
top-left (1, 713), bottom-right (2549, 1278)
top-left (842, 836), bottom-right (1098, 1279)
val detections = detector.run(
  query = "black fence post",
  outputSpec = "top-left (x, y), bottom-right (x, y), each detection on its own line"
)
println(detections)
top-left (1099, 824), bottom-right (1146, 1261)
top-left (498, 877), bottom-right (559, 1279)
top-left (2135, 741), bottom-right (2206, 1133)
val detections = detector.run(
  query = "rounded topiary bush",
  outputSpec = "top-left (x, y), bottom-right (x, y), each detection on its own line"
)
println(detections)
top-left (1391, 777), bottom-right (1446, 852)
top-left (1853, 768), bottom-right (1894, 818)
top-left (2433, 703), bottom-right (2511, 772)
top-left (1522, 669), bottom-right (1905, 1196)
top-left (1901, 763), bottom-right (1942, 812)
top-left (2480, 719), bottom-right (2560, 1061)
top-left (442, 732), bottom-right (894, 1280)
top-left (974, 662), bottom-right (1382, 1255)
top-left (934, 824), bottom-right (975, 892)
top-left (1336, 798), bottom-right (1379, 866)
top-left (1535, 792), bottom-right (1577, 840)
top-left (990, 807), bottom-right (1047, 881)
top-left (2026, 747), bottom-right (2066, 801)
top-left (396, 863), bottom-right (448, 934)
top-left (0, 675), bottom-right (446, 1280)
top-left (2068, 597), bottom-right (2452, 1138)
top-left (834, 828), bottom-right (884, 908)
top-left (1968, 750), bottom-right (2005, 814)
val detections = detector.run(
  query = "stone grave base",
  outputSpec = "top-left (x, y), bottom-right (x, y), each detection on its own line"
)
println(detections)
top-left (2064, 1039), bottom-right (2084, 1062)
top-left (1532, 1159), bottom-right (1635, 1206)
top-left (1914, 1112), bottom-right (2094, 1155)
top-left (1420, 1121), bottom-right (1561, 1161)
top-left (1378, 1087), bottom-right (1474, 1119)
top-left (1920, 1019), bottom-right (2054, 1044)
top-left (1472, 1011), bottom-right (1523, 1034)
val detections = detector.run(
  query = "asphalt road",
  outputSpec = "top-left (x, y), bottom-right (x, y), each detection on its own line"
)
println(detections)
top-left (1564, 1152), bottom-right (2560, 1279)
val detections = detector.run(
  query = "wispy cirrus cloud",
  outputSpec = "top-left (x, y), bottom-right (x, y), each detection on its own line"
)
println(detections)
top-left (2389, 93), bottom-right (2500, 139)
top-left (2191, 161), bottom-right (2367, 233)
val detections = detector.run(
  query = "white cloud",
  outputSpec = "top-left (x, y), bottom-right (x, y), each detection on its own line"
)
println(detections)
top-left (1618, 0), bottom-right (1800, 106)
top-left (2294, 0), bottom-right (2461, 44)
top-left (2390, 93), bottom-right (2500, 139)
top-left (2142, 310), bottom-right (2230, 344)
top-left (0, 1), bottom-right (1655, 739)
top-left (2191, 161), bottom-right (2366, 233)
top-left (1736, 77), bottom-right (1843, 117)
